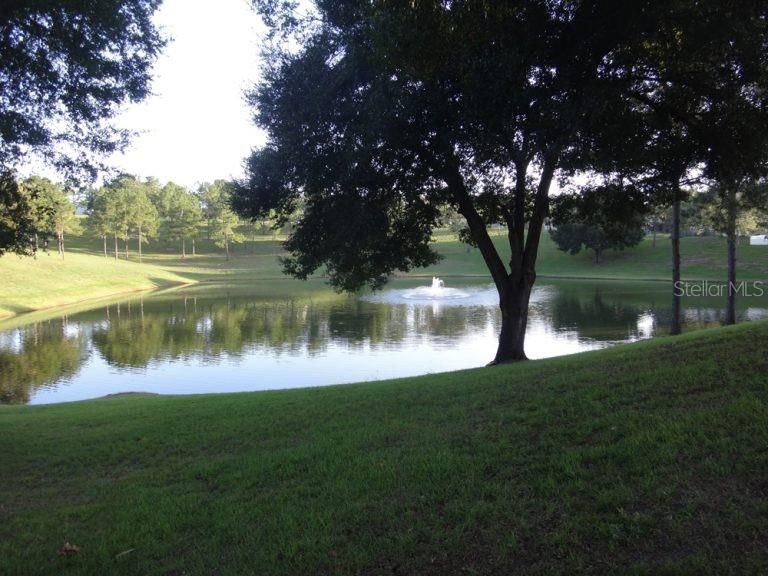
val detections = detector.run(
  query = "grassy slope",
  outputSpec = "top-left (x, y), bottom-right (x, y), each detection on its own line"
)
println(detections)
top-left (421, 233), bottom-right (768, 281)
top-left (0, 251), bottom-right (192, 318)
top-left (0, 236), bottom-right (287, 319)
top-left (2, 230), bottom-right (767, 320)
top-left (1, 321), bottom-right (767, 575)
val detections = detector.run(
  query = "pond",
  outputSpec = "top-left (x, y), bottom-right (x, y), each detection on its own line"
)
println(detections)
top-left (2, 277), bottom-right (767, 405)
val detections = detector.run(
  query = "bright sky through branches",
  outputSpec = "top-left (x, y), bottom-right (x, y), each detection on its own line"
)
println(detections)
top-left (111, 0), bottom-right (266, 188)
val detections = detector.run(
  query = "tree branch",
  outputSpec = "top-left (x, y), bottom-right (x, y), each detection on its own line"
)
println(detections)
top-left (443, 159), bottom-right (509, 292)
top-left (523, 156), bottom-right (557, 276)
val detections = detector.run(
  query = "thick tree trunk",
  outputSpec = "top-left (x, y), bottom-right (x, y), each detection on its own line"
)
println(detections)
top-left (138, 227), bottom-right (143, 264)
top-left (103, 235), bottom-right (107, 258)
top-left (492, 155), bottom-right (553, 364)
top-left (726, 189), bottom-right (737, 325)
top-left (192, 238), bottom-right (196, 256)
top-left (225, 238), bottom-right (230, 261)
top-left (59, 232), bottom-right (65, 260)
top-left (472, 160), bottom-right (555, 363)
top-left (182, 237), bottom-right (186, 259)
top-left (125, 239), bottom-right (129, 261)
top-left (493, 279), bottom-right (534, 363)
top-left (114, 234), bottom-right (119, 260)
top-left (670, 197), bottom-right (682, 335)
top-left (442, 145), bottom-right (556, 364)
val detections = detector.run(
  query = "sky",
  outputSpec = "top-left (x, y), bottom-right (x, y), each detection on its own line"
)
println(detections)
top-left (110, 0), bottom-right (266, 189)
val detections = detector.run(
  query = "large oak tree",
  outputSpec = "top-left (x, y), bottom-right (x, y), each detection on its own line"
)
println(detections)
top-left (234, 0), bottom-right (768, 363)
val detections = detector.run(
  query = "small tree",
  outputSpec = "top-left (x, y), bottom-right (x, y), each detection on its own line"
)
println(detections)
top-left (23, 178), bottom-right (55, 252)
top-left (129, 184), bottom-right (158, 264)
top-left (50, 192), bottom-right (81, 259)
top-left (550, 185), bottom-right (647, 264)
top-left (200, 180), bottom-right (244, 260)
top-left (86, 189), bottom-right (112, 257)
top-left (0, 171), bottom-right (36, 257)
top-left (97, 175), bottom-right (159, 262)
top-left (88, 187), bottom-right (121, 258)
top-left (156, 182), bottom-right (202, 258)
top-left (93, 176), bottom-right (134, 260)
top-left (21, 176), bottom-right (79, 258)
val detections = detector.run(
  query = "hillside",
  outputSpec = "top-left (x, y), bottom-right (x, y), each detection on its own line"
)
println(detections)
top-left (0, 251), bottom-right (193, 318)
top-left (3, 231), bottom-right (768, 320)
top-left (1, 321), bottom-right (766, 574)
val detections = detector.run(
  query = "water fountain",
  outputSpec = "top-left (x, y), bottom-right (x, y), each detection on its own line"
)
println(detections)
top-left (401, 277), bottom-right (470, 301)
top-left (361, 276), bottom-right (497, 308)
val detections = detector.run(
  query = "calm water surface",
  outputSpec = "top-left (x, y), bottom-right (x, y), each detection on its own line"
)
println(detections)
top-left (2, 278), bottom-right (766, 404)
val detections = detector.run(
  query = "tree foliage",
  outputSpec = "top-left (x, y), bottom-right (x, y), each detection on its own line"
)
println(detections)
top-left (157, 182), bottom-right (202, 257)
top-left (87, 186), bottom-right (122, 257)
top-left (88, 175), bottom-right (158, 260)
top-left (550, 185), bottom-right (647, 263)
top-left (0, 171), bottom-right (36, 257)
top-left (20, 176), bottom-right (80, 256)
top-left (200, 180), bottom-right (244, 259)
top-left (696, 184), bottom-right (768, 238)
top-left (0, 0), bottom-right (165, 181)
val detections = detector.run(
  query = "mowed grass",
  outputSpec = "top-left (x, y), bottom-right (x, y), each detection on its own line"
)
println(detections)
top-left (0, 251), bottom-right (191, 318)
top-left (1, 321), bottom-right (767, 575)
top-left (0, 236), bottom-right (289, 319)
top-left (3, 230), bottom-right (768, 320)
top-left (420, 233), bottom-right (768, 282)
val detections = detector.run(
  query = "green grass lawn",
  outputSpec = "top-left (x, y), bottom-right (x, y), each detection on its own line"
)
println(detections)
top-left (1, 321), bottom-right (767, 575)
top-left (0, 251), bottom-right (192, 318)
top-left (421, 232), bottom-right (768, 282)
top-left (0, 236), bottom-right (288, 319)
top-left (2, 230), bottom-right (767, 320)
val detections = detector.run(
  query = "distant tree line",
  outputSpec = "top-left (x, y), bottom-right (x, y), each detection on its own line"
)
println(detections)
top-left (0, 174), bottom-right (296, 261)
top-left (86, 176), bottom-right (253, 261)
top-left (548, 185), bottom-right (768, 263)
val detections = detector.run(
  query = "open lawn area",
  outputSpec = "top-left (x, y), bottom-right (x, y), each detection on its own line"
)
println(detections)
top-left (421, 233), bottom-right (768, 282)
top-left (2, 231), bottom-right (768, 321)
top-left (1, 321), bottom-right (766, 575)
top-left (4, 3), bottom-right (768, 575)
top-left (0, 251), bottom-right (192, 319)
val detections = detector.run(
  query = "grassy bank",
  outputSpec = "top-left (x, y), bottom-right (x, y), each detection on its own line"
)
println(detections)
top-left (1, 321), bottom-right (766, 575)
top-left (2, 231), bottom-right (767, 320)
top-left (420, 233), bottom-right (768, 282)
top-left (0, 237), bottom-right (287, 319)
top-left (0, 251), bottom-right (192, 318)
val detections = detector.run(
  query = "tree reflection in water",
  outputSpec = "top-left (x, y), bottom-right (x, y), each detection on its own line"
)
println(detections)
top-left (0, 320), bottom-right (85, 403)
top-left (89, 293), bottom-right (499, 368)
top-left (1, 280), bottom-right (766, 404)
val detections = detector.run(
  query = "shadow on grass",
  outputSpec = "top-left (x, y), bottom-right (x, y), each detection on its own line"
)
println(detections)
top-left (0, 303), bottom-right (35, 318)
